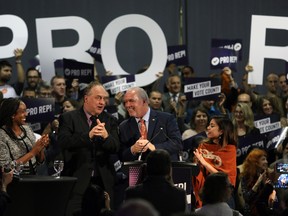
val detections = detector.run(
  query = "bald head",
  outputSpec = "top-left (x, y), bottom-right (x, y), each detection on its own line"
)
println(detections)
top-left (237, 93), bottom-right (252, 107)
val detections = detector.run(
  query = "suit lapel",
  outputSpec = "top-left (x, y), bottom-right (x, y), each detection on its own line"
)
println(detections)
top-left (79, 108), bottom-right (90, 130)
top-left (127, 117), bottom-right (141, 139)
top-left (148, 110), bottom-right (157, 139)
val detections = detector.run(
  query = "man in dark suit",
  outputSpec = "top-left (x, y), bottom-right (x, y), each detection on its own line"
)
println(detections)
top-left (58, 81), bottom-right (120, 216)
top-left (119, 87), bottom-right (182, 161)
top-left (124, 149), bottom-right (187, 216)
top-left (162, 74), bottom-right (187, 115)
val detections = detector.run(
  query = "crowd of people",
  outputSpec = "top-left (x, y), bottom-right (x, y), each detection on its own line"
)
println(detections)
top-left (1, 49), bottom-right (288, 216)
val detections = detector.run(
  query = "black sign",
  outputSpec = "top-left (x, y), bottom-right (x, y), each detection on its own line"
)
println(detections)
top-left (63, 58), bottom-right (94, 83)
top-left (22, 98), bottom-right (55, 123)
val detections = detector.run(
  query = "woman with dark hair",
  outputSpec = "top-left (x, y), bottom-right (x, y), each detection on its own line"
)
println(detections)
top-left (195, 172), bottom-right (242, 216)
top-left (0, 98), bottom-right (49, 175)
top-left (62, 98), bottom-right (80, 113)
top-left (256, 96), bottom-right (286, 164)
top-left (257, 95), bottom-right (286, 127)
top-left (240, 148), bottom-right (276, 215)
top-left (192, 116), bottom-right (237, 208)
top-left (182, 107), bottom-right (209, 141)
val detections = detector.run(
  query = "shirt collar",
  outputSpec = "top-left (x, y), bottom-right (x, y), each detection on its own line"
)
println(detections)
top-left (83, 108), bottom-right (99, 122)
top-left (169, 92), bottom-right (179, 97)
top-left (135, 108), bottom-right (150, 123)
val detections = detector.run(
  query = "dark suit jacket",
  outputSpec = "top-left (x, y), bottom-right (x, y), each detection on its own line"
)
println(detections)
top-left (119, 109), bottom-right (183, 161)
top-left (162, 92), bottom-right (185, 114)
top-left (58, 108), bottom-right (120, 200)
top-left (125, 176), bottom-right (187, 216)
top-left (0, 191), bottom-right (10, 216)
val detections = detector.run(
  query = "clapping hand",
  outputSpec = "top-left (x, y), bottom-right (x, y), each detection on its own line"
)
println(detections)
top-left (89, 119), bottom-right (108, 140)
top-left (34, 134), bottom-right (50, 153)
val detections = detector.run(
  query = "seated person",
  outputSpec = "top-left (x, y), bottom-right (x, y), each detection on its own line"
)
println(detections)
top-left (77, 184), bottom-right (113, 216)
top-left (116, 199), bottom-right (159, 216)
top-left (124, 149), bottom-right (187, 216)
top-left (194, 172), bottom-right (242, 216)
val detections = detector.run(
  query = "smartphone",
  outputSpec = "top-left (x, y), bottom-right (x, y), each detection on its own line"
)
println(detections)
top-left (276, 163), bottom-right (288, 173)
top-left (275, 174), bottom-right (288, 188)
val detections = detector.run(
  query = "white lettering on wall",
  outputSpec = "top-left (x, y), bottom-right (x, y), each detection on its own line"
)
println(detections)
top-left (101, 14), bottom-right (167, 87)
top-left (36, 16), bottom-right (94, 82)
top-left (249, 15), bottom-right (288, 85)
top-left (0, 15), bottom-right (28, 58)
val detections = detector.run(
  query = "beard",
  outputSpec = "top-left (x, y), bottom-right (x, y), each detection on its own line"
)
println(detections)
top-left (0, 76), bottom-right (11, 83)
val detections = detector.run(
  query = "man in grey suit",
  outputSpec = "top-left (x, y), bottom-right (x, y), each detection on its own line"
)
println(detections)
top-left (58, 81), bottom-right (120, 216)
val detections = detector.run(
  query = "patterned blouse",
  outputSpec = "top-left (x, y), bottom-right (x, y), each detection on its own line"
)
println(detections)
top-left (0, 125), bottom-right (37, 175)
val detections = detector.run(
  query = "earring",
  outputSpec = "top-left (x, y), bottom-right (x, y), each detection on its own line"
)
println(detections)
top-left (218, 134), bottom-right (222, 140)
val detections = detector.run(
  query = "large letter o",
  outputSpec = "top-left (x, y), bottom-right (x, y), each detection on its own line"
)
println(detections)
top-left (101, 14), bottom-right (167, 87)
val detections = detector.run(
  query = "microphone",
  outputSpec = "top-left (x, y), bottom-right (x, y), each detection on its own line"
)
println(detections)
top-left (160, 127), bottom-right (183, 162)
top-left (137, 128), bottom-right (164, 161)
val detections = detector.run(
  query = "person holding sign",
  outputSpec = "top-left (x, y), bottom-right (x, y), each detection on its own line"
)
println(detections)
top-left (0, 98), bottom-right (50, 175)
top-left (0, 49), bottom-right (25, 98)
top-left (221, 67), bottom-right (239, 112)
top-left (192, 116), bottom-right (237, 208)
top-left (232, 102), bottom-right (261, 165)
top-left (58, 81), bottom-right (120, 216)
top-left (257, 96), bottom-right (286, 127)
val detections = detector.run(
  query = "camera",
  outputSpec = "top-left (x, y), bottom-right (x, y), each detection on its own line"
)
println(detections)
top-left (0, 166), bottom-right (11, 179)
top-left (275, 174), bottom-right (288, 189)
top-left (4, 167), bottom-right (11, 173)
top-left (275, 163), bottom-right (288, 188)
top-left (276, 163), bottom-right (288, 173)
top-left (0, 165), bottom-right (12, 174)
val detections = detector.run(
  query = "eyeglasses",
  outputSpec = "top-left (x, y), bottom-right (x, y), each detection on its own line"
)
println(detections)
top-left (234, 111), bottom-right (244, 115)
top-left (27, 76), bottom-right (39, 79)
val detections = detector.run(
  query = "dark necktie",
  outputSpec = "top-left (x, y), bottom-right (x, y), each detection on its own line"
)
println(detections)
top-left (139, 118), bottom-right (147, 139)
top-left (89, 115), bottom-right (100, 179)
top-left (90, 115), bottom-right (97, 129)
top-left (172, 94), bottom-right (177, 102)
top-left (90, 115), bottom-right (98, 144)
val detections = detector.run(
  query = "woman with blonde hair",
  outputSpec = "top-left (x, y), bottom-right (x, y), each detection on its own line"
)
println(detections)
top-left (232, 102), bottom-right (261, 165)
